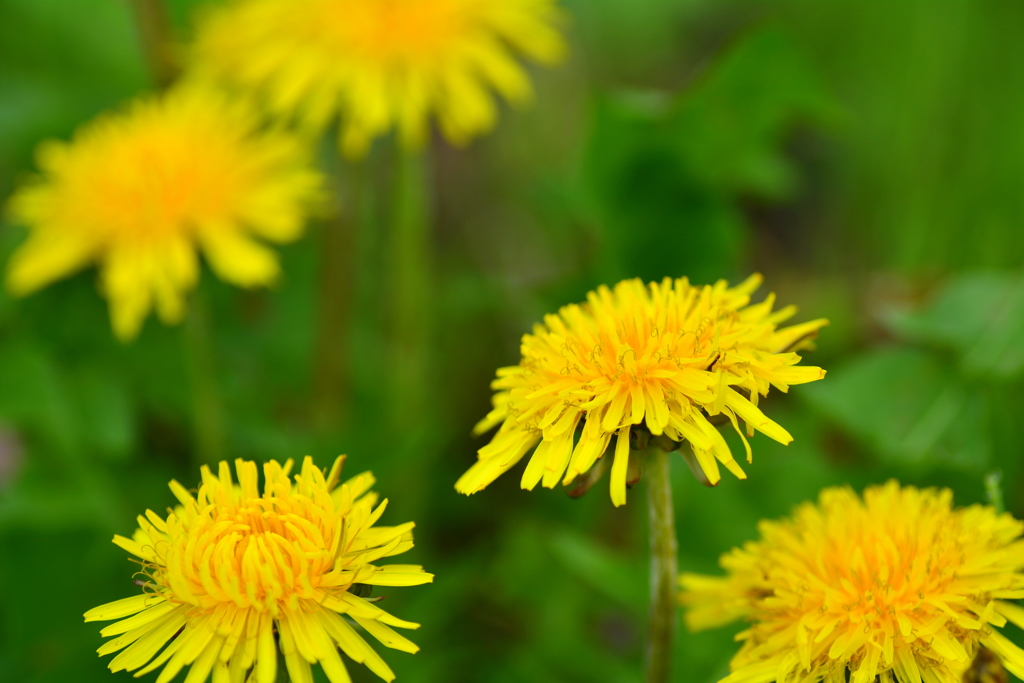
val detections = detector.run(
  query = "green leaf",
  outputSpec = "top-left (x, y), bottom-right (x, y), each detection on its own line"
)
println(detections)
top-left (581, 91), bottom-right (747, 284)
top-left (580, 23), bottom-right (838, 285)
top-left (803, 347), bottom-right (990, 470)
top-left (885, 271), bottom-right (1024, 381)
top-left (673, 24), bottom-right (841, 199)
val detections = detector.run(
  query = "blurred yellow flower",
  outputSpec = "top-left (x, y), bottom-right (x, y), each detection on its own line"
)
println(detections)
top-left (5, 85), bottom-right (323, 340)
top-left (85, 456), bottom-right (432, 683)
top-left (456, 275), bottom-right (826, 506)
top-left (192, 0), bottom-right (567, 157)
top-left (680, 482), bottom-right (1024, 683)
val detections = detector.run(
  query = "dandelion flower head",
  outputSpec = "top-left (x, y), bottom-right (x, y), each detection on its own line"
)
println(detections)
top-left (192, 0), bottom-right (567, 157)
top-left (680, 482), bottom-right (1024, 683)
top-left (456, 275), bottom-right (827, 506)
top-left (6, 85), bottom-right (323, 340)
top-left (85, 456), bottom-right (433, 683)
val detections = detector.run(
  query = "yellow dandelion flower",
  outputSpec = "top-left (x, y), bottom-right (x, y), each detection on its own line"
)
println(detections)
top-left (85, 456), bottom-right (433, 683)
top-left (191, 0), bottom-right (567, 157)
top-left (456, 274), bottom-right (827, 507)
top-left (6, 85), bottom-right (323, 340)
top-left (680, 482), bottom-right (1024, 683)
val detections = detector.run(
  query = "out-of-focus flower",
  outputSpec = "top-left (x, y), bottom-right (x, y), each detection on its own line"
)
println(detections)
top-left (192, 0), bottom-right (567, 157)
top-left (6, 85), bottom-right (323, 340)
top-left (680, 482), bottom-right (1024, 683)
top-left (85, 456), bottom-right (432, 683)
top-left (456, 275), bottom-right (827, 506)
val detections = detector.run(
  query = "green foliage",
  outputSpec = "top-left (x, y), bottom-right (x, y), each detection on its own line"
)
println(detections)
top-left (804, 272), bottom-right (1024, 492)
top-left (805, 347), bottom-right (991, 469)
top-left (0, 0), bottom-right (147, 197)
top-left (781, 0), bottom-right (1024, 271)
top-left (885, 272), bottom-right (1024, 381)
top-left (0, 1), bottom-right (1023, 682)
top-left (581, 24), bottom-right (836, 284)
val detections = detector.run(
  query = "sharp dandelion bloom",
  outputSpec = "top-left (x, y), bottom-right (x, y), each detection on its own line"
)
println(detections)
top-left (85, 456), bottom-right (432, 683)
top-left (192, 0), bottom-right (567, 157)
top-left (456, 275), bottom-right (827, 506)
top-left (5, 85), bottom-right (323, 341)
top-left (680, 482), bottom-right (1024, 683)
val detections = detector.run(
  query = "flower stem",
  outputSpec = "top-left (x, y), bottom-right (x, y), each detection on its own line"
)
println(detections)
top-left (312, 159), bottom-right (362, 433)
top-left (128, 0), bottom-right (177, 89)
top-left (645, 446), bottom-right (678, 683)
top-left (183, 295), bottom-right (225, 465)
top-left (387, 147), bottom-right (432, 431)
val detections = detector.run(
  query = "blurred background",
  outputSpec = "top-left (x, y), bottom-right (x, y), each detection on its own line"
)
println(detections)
top-left (3, 0), bottom-right (1024, 681)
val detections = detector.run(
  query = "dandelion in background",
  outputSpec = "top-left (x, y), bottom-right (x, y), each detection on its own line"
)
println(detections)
top-left (192, 0), bottom-right (567, 157)
top-left (680, 482), bottom-right (1024, 683)
top-left (85, 456), bottom-right (432, 683)
top-left (456, 275), bottom-right (827, 507)
top-left (5, 85), bottom-right (323, 340)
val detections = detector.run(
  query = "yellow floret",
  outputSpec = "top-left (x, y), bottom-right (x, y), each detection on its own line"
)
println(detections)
top-left (681, 482), bottom-right (1024, 683)
top-left (457, 275), bottom-right (827, 506)
top-left (6, 84), bottom-right (323, 340)
top-left (85, 456), bottom-right (432, 683)
top-left (192, 0), bottom-right (567, 157)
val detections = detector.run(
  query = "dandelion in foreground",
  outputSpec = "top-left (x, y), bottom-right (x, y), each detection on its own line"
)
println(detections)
top-left (5, 85), bottom-right (323, 340)
top-left (192, 0), bottom-right (567, 157)
top-left (85, 456), bottom-right (432, 683)
top-left (680, 482), bottom-right (1024, 683)
top-left (456, 275), bottom-right (827, 506)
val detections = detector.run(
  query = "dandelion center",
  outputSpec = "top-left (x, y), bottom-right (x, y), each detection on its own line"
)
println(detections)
top-left (334, 0), bottom-right (465, 60)
top-left (87, 124), bottom-right (242, 243)
top-left (148, 460), bottom-right (375, 617)
top-left (161, 495), bottom-right (339, 614)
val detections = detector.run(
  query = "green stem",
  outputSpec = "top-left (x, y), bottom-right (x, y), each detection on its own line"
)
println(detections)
top-left (312, 162), bottom-right (362, 433)
top-left (128, 0), bottom-right (177, 89)
top-left (645, 447), bottom-right (678, 683)
top-left (183, 296), bottom-right (225, 465)
top-left (387, 148), bottom-right (432, 431)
